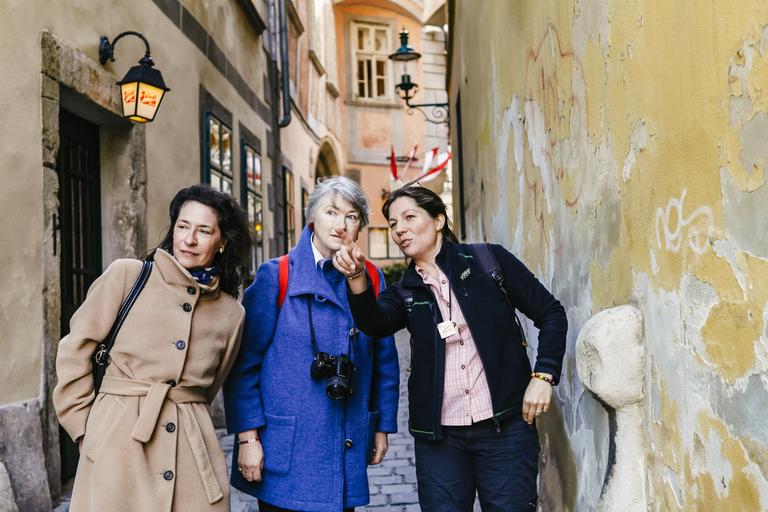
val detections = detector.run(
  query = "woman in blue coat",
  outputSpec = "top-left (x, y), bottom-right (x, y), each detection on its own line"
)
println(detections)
top-left (223, 176), bottom-right (400, 512)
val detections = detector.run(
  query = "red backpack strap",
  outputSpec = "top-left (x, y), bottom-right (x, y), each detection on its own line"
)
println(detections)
top-left (365, 260), bottom-right (381, 298)
top-left (277, 254), bottom-right (289, 308)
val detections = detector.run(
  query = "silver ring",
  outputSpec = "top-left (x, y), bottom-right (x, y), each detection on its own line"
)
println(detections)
top-left (535, 411), bottom-right (542, 415)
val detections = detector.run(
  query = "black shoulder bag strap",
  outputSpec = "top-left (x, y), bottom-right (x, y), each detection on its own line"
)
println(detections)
top-left (470, 243), bottom-right (528, 347)
top-left (92, 260), bottom-right (153, 392)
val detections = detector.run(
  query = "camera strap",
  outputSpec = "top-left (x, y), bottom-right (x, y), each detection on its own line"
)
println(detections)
top-left (306, 296), bottom-right (355, 358)
top-left (306, 297), bottom-right (320, 357)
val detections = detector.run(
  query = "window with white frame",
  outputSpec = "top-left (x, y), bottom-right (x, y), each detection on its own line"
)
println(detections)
top-left (352, 22), bottom-right (392, 101)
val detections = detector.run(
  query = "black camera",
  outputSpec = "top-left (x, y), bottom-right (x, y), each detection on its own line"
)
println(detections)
top-left (310, 352), bottom-right (355, 400)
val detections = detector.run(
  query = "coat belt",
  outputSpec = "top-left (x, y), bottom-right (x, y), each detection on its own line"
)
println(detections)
top-left (99, 376), bottom-right (224, 504)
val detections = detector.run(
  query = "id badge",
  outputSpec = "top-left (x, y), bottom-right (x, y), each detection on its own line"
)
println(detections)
top-left (437, 320), bottom-right (458, 339)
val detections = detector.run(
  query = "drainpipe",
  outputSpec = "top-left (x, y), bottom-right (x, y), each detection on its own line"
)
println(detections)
top-left (277, 0), bottom-right (291, 128)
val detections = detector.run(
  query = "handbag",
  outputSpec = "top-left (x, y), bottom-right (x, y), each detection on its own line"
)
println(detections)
top-left (91, 260), bottom-right (153, 393)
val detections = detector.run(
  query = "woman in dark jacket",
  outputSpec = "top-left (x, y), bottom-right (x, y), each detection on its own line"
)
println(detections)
top-left (333, 182), bottom-right (568, 512)
top-left (223, 176), bottom-right (400, 512)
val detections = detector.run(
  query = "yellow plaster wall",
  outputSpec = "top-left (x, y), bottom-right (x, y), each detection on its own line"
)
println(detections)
top-left (450, 0), bottom-right (768, 509)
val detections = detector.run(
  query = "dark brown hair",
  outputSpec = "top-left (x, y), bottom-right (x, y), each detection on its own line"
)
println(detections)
top-left (149, 184), bottom-right (252, 299)
top-left (382, 182), bottom-right (459, 244)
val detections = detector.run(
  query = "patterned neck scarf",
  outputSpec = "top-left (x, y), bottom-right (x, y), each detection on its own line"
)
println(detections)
top-left (189, 266), bottom-right (222, 285)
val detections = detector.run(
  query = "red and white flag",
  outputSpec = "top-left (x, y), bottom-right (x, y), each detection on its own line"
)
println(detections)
top-left (399, 145), bottom-right (418, 180)
top-left (414, 151), bottom-right (450, 182)
top-left (390, 146), bottom-right (398, 180)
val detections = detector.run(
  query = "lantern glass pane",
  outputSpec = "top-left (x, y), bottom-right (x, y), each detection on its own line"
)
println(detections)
top-left (135, 83), bottom-right (164, 121)
top-left (209, 118), bottom-right (220, 168)
top-left (120, 82), bottom-right (139, 118)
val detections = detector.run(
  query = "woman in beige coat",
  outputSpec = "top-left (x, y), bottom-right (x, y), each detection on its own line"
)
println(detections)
top-left (54, 184), bottom-right (252, 511)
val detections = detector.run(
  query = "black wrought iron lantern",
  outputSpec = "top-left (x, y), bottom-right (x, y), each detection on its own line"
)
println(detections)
top-left (388, 28), bottom-right (448, 124)
top-left (99, 32), bottom-right (170, 123)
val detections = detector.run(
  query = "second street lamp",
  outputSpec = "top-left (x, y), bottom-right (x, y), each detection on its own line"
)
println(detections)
top-left (388, 28), bottom-right (448, 125)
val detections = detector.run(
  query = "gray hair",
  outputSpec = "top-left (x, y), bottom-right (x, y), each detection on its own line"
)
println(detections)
top-left (305, 176), bottom-right (371, 228)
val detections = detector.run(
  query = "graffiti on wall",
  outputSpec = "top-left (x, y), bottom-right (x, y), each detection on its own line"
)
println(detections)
top-left (520, 23), bottom-right (589, 252)
top-left (655, 189), bottom-right (714, 254)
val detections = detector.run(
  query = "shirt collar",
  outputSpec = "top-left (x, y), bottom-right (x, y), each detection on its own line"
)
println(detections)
top-left (310, 233), bottom-right (326, 269)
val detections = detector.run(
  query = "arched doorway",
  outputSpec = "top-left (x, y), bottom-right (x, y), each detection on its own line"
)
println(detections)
top-left (315, 140), bottom-right (340, 180)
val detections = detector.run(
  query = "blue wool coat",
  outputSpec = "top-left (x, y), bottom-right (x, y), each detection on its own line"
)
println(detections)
top-left (223, 226), bottom-right (399, 511)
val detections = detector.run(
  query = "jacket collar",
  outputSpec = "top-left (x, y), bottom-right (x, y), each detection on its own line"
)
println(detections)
top-left (400, 241), bottom-right (459, 288)
top-left (154, 249), bottom-right (220, 300)
top-left (285, 225), bottom-right (346, 309)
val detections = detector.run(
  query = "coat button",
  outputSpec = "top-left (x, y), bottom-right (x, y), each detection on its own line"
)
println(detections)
top-left (182, 303), bottom-right (192, 312)
top-left (165, 422), bottom-right (176, 433)
top-left (344, 439), bottom-right (354, 449)
top-left (175, 340), bottom-right (186, 350)
top-left (349, 328), bottom-right (357, 336)
top-left (166, 379), bottom-right (177, 387)
top-left (163, 470), bottom-right (174, 480)
top-left (187, 286), bottom-right (196, 295)
top-left (464, 389), bottom-right (470, 394)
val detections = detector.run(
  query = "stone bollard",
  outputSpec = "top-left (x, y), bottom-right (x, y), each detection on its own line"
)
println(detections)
top-left (575, 305), bottom-right (647, 512)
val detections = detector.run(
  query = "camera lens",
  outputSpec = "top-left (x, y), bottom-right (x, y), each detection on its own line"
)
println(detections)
top-left (326, 375), bottom-right (349, 400)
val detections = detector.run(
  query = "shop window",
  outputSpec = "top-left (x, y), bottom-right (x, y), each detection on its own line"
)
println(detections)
top-left (242, 142), bottom-right (264, 274)
top-left (205, 113), bottom-right (233, 195)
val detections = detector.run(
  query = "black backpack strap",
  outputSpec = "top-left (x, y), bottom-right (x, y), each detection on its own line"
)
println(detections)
top-left (469, 244), bottom-right (528, 347)
top-left (395, 286), bottom-right (416, 372)
top-left (93, 260), bottom-right (153, 391)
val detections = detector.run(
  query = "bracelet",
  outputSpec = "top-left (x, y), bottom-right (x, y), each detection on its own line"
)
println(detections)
top-left (531, 373), bottom-right (554, 385)
top-left (347, 269), bottom-right (365, 280)
top-left (236, 436), bottom-right (260, 444)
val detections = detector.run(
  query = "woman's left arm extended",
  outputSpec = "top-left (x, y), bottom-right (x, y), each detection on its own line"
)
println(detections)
top-left (491, 245), bottom-right (568, 423)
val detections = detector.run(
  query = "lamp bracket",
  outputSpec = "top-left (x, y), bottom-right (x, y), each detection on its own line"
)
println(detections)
top-left (403, 98), bottom-right (450, 125)
top-left (99, 31), bottom-right (153, 65)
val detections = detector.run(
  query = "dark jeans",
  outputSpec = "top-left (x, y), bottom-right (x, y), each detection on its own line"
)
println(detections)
top-left (257, 500), bottom-right (354, 512)
top-left (414, 417), bottom-right (540, 512)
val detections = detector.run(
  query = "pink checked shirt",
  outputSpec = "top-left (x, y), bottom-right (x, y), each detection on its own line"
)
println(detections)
top-left (416, 262), bottom-right (494, 426)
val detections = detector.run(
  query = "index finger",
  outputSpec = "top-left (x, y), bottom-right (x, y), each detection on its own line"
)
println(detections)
top-left (334, 226), bottom-right (355, 246)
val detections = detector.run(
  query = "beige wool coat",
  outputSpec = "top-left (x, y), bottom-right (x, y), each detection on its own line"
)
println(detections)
top-left (54, 249), bottom-right (245, 512)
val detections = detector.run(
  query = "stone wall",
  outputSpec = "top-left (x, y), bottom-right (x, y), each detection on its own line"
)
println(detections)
top-left (448, 1), bottom-right (768, 510)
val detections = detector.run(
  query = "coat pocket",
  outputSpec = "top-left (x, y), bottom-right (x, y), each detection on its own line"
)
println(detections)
top-left (82, 395), bottom-right (128, 462)
top-left (366, 411), bottom-right (380, 461)
top-left (261, 413), bottom-right (297, 476)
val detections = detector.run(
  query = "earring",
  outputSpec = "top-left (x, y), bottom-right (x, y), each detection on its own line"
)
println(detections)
top-left (308, 222), bottom-right (314, 231)
top-left (219, 246), bottom-right (224, 254)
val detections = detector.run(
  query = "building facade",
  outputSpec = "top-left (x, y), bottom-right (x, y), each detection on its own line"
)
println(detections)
top-left (0, 0), bottom-right (446, 509)
top-left (447, 1), bottom-right (768, 510)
